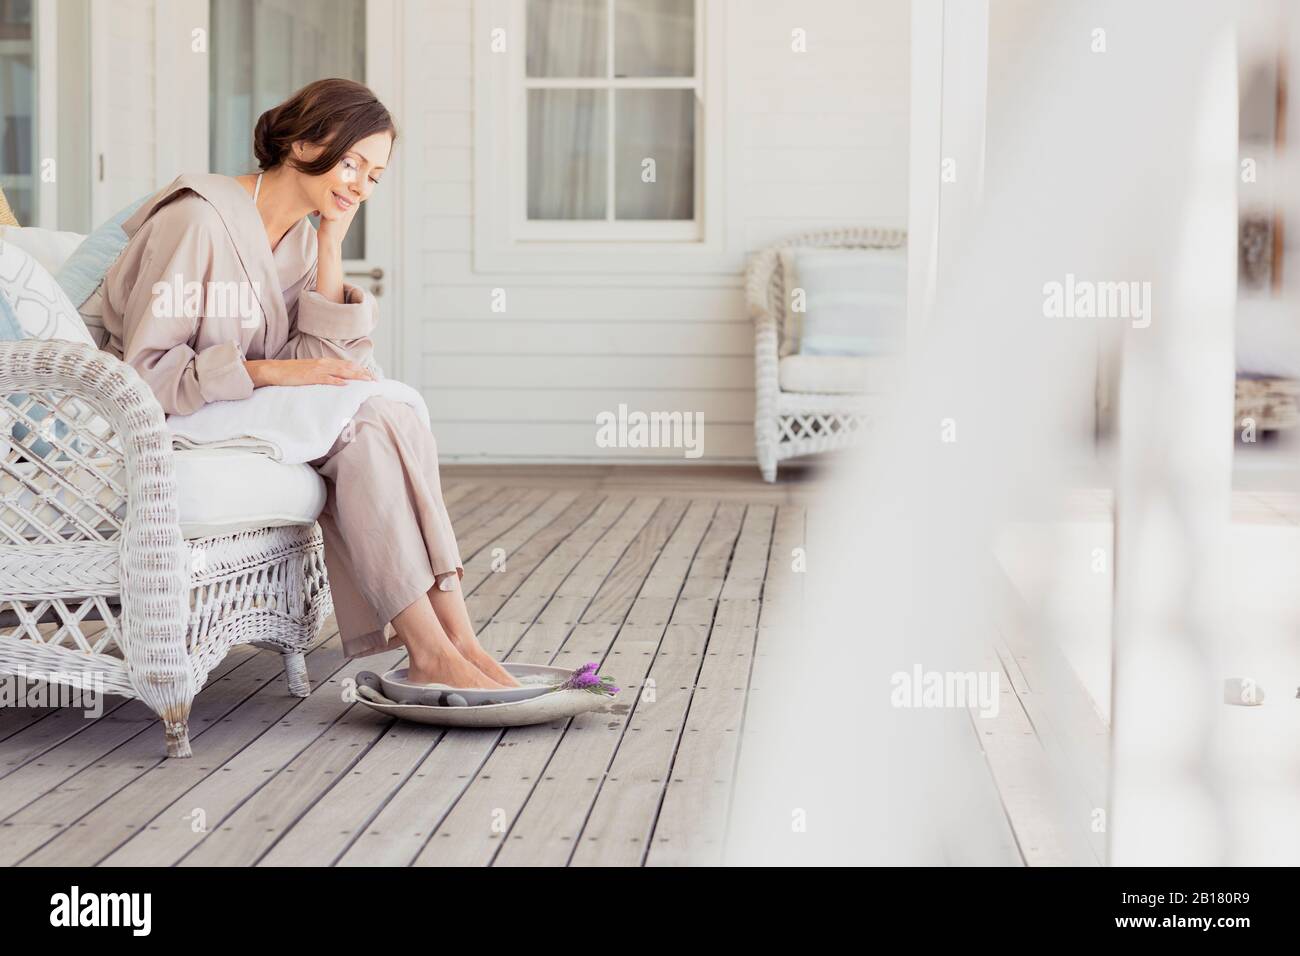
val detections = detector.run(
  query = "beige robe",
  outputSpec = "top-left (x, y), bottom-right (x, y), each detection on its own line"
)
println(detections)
top-left (83, 173), bottom-right (462, 658)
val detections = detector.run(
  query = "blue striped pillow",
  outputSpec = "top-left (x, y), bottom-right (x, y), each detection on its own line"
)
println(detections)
top-left (792, 248), bottom-right (909, 357)
top-left (54, 195), bottom-right (149, 309)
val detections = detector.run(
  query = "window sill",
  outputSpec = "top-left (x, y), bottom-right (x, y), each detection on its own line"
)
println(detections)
top-left (472, 235), bottom-right (746, 275)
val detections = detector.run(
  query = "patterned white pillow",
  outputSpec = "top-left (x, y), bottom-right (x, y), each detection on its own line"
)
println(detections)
top-left (0, 236), bottom-right (96, 346)
top-left (0, 237), bottom-right (99, 464)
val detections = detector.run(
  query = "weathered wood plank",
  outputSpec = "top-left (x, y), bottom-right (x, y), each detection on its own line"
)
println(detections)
top-left (0, 639), bottom-right (270, 828)
top-left (965, 646), bottom-right (1097, 867)
top-left (638, 505), bottom-right (774, 866)
top-left (13, 624), bottom-right (345, 868)
top-left (495, 503), bottom-right (738, 867)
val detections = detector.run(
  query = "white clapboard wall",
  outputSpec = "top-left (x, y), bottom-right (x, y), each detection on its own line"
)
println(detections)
top-left (406, 0), bottom-right (910, 462)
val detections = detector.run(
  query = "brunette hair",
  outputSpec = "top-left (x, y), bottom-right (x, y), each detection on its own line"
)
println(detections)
top-left (253, 78), bottom-right (397, 174)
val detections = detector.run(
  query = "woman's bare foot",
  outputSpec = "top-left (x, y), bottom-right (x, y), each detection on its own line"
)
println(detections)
top-left (407, 646), bottom-right (503, 689)
top-left (451, 639), bottom-right (519, 688)
top-left (425, 581), bottom-right (520, 687)
top-left (393, 591), bottom-right (507, 689)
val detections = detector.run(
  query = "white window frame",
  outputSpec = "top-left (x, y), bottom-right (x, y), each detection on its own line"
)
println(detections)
top-left (474, 0), bottom-right (734, 273)
top-left (34, 0), bottom-right (58, 229)
top-left (0, 1), bottom-right (55, 228)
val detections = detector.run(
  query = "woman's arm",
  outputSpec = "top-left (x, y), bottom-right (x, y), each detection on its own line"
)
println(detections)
top-left (244, 356), bottom-right (372, 387)
top-left (312, 213), bottom-right (346, 304)
top-left (272, 205), bottom-right (379, 370)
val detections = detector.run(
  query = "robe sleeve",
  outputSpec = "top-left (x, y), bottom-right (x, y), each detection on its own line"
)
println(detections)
top-left (276, 259), bottom-right (378, 369)
top-left (113, 203), bottom-right (255, 417)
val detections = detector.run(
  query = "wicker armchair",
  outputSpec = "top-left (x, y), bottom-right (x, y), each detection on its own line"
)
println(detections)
top-left (746, 226), bottom-right (907, 482)
top-left (0, 339), bottom-right (331, 756)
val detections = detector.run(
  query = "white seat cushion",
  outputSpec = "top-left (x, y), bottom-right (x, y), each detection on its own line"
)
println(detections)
top-left (0, 448), bottom-right (324, 541)
top-left (778, 354), bottom-right (901, 395)
top-left (173, 448), bottom-right (325, 538)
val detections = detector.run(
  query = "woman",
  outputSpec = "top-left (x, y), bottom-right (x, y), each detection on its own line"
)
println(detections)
top-left (80, 78), bottom-right (516, 690)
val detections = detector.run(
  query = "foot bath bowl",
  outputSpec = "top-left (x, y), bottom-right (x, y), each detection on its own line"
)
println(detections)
top-left (354, 662), bottom-right (620, 728)
top-left (379, 664), bottom-right (555, 707)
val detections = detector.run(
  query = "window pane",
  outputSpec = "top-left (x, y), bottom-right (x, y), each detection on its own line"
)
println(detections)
top-left (526, 0), bottom-right (606, 78)
top-left (210, 0), bottom-right (367, 259)
top-left (615, 0), bottom-right (694, 78)
top-left (528, 89), bottom-right (607, 220)
top-left (0, 0), bottom-right (35, 225)
top-left (615, 90), bottom-right (693, 220)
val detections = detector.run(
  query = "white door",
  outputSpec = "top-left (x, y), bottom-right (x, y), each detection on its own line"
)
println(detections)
top-left (89, 0), bottom-right (402, 376)
top-left (207, 0), bottom-right (401, 375)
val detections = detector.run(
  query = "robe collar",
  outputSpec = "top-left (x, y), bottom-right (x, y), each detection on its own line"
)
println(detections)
top-left (123, 173), bottom-right (315, 355)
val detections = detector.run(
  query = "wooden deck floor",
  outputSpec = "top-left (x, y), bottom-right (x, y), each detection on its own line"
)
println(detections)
top-left (0, 466), bottom-right (815, 866)
top-left (0, 465), bottom-right (1130, 867)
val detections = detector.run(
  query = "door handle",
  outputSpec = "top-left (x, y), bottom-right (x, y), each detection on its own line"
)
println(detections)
top-left (345, 267), bottom-right (384, 280)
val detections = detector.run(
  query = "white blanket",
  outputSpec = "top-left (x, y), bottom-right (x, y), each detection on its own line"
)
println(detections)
top-left (167, 379), bottom-right (430, 464)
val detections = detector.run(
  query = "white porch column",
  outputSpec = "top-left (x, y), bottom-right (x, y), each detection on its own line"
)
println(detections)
top-left (1108, 10), bottom-right (1238, 866)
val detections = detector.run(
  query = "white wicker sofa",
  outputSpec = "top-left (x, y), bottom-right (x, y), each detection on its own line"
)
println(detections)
top-left (0, 230), bottom-right (331, 758)
top-left (747, 227), bottom-right (907, 482)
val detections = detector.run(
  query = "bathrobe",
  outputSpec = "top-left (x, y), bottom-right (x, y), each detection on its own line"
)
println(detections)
top-left (81, 173), bottom-right (463, 658)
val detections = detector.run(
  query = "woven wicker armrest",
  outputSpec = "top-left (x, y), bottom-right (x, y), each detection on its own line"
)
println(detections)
top-left (0, 339), bottom-right (193, 754)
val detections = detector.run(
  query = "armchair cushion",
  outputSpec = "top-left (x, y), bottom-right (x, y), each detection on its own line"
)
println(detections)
top-left (782, 247), bottom-right (907, 357)
top-left (171, 448), bottom-right (326, 538)
top-left (778, 354), bottom-right (902, 395)
top-left (0, 447), bottom-right (326, 541)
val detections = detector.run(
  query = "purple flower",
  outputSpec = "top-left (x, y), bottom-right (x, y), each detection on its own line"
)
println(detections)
top-left (555, 662), bottom-right (620, 696)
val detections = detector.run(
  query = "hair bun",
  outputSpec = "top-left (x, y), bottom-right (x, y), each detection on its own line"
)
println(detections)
top-left (252, 105), bottom-right (284, 171)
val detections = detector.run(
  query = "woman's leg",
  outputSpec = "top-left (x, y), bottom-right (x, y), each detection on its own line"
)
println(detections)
top-left (312, 397), bottom-right (516, 687)
top-left (320, 511), bottom-right (504, 687)
top-left (427, 576), bottom-right (520, 687)
top-left (392, 590), bottom-right (504, 688)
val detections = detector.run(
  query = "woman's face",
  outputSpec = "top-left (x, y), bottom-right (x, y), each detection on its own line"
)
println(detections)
top-left (294, 131), bottom-right (393, 222)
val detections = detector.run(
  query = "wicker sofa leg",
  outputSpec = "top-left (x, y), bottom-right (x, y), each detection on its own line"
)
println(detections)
top-left (756, 425), bottom-right (779, 483)
top-left (162, 706), bottom-right (193, 758)
top-left (283, 650), bottom-right (311, 697)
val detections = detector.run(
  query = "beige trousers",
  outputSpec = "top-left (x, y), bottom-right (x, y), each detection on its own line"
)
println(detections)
top-left (309, 397), bottom-right (464, 658)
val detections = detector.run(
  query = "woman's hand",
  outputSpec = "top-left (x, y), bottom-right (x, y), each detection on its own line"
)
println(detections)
top-left (315, 197), bottom-right (359, 253)
top-left (312, 201), bottom-right (358, 304)
top-left (245, 358), bottom-right (374, 388)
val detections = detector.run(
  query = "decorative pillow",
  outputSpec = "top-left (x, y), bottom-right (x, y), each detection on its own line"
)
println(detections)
top-left (0, 238), bottom-right (96, 346)
top-left (787, 248), bottom-right (908, 357)
top-left (0, 225), bottom-right (87, 276)
top-left (0, 238), bottom-right (97, 459)
top-left (54, 195), bottom-right (149, 310)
